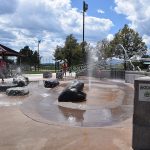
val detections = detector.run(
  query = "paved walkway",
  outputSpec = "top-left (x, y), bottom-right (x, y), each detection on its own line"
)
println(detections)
top-left (0, 75), bottom-right (134, 150)
top-left (2, 72), bottom-right (76, 82)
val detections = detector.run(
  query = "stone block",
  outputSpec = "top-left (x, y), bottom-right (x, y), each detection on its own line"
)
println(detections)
top-left (69, 80), bottom-right (84, 91)
top-left (43, 72), bottom-right (52, 78)
top-left (13, 75), bottom-right (29, 87)
top-left (56, 71), bottom-right (63, 79)
top-left (6, 87), bottom-right (29, 96)
top-left (44, 79), bottom-right (59, 88)
top-left (58, 80), bottom-right (86, 102)
top-left (0, 83), bottom-right (18, 92)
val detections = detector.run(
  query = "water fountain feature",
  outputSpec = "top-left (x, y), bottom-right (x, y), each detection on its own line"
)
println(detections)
top-left (117, 44), bottom-right (136, 71)
top-left (87, 46), bottom-right (98, 89)
top-left (58, 80), bottom-right (86, 102)
top-left (8, 44), bottom-right (133, 128)
top-left (44, 79), bottom-right (59, 88)
top-left (19, 75), bottom-right (134, 127)
top-left (0, 51), bottom-right (134, 128)
top-left (0, 67), bottom-right (29, 95)
top-left (0, 82), bottom-right (18, 92)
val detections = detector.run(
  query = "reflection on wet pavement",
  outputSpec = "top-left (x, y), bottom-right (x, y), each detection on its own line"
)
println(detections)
top-left (19, 78), bottom-right (134, 127)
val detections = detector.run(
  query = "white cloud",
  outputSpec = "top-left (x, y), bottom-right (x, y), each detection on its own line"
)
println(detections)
top-left (114, 0), bottom-right (150, 46)
top-left (0, 0), bottom-right (114, 60)
top-left (85, 17), bottom-right (113, 41)
top-left (0, 0), bottom-right (18, 15)
top-left (143, 34), bottom-right (150, 45)
top-left (97, 9), bottom-right (105, 14)
top-left (107, 34), bottom-right (114, 41)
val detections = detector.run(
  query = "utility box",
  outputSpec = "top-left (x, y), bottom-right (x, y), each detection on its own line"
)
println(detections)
top-left (133, 76), bottom-right (150, 149)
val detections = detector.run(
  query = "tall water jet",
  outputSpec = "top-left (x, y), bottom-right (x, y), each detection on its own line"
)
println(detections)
top-left (87, 46), bottom-right (98, 89)
top-left (117, 44), bottom-right (136, 71)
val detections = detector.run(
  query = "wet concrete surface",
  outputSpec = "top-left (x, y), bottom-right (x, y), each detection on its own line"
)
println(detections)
top-left (0, 82), bottom-right (18, 92)
top-left (18, 77), bottom-right (134, 127)
top-left (0, 77), bottom-right (134, 150)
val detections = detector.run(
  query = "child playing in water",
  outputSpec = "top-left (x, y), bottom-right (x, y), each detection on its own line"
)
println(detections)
top-left (62, 62), bottom-right (68, 77)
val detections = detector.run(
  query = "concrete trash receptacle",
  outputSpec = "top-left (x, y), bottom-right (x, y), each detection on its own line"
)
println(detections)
top-left (133, 76), bottom-right (150, 149)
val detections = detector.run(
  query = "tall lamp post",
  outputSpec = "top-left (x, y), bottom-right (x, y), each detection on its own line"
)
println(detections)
top-left (37, 40), bottom-right (41, 71)
top-left (82, 1), bottom-right (88, 62)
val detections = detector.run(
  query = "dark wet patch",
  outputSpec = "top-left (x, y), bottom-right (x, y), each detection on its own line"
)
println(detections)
top-left (20, 78), bottom-right (134, 127)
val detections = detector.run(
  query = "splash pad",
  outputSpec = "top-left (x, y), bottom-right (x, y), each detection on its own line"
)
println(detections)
top-left (20, 76), bottom-right (133, 127)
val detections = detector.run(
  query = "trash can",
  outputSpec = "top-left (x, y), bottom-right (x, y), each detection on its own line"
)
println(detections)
top-left (133, 76), bottom-right (150, 149)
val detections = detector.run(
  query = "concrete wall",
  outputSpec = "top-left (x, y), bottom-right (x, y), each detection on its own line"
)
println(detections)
top-left (77, 69), bottom-right (124, 79)
top-left (100, 70), bottom-right (111, 79)
top-left (125, 71), bottom-right (150, 84)
top-left (77, 69), bottom-right (111, 79)
top-left (77, 69), bottom-right (150, 84)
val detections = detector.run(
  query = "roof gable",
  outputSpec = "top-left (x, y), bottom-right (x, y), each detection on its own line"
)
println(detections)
top-left (0, 44), bottom-right (20, 56)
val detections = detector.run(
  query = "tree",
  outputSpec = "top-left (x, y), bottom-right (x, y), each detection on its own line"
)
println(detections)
top-left (32, 51), bottom-right (39, 71)
top-left (63, 34), bottom-right (79, 67)
top-left (96, 39), bottom-right (111, 61)
top-left (109, 24), bottom-right (147, 59)
top-left (54, 46), bottom-right (64, 61)
top-left (54, 34), bottom-right (87, 67)
top-left (17, 46), bottom-right (39, 71)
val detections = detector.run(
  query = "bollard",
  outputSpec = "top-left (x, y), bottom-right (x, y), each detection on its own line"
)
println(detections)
top-left (133, 76), bottom-right (150, 149)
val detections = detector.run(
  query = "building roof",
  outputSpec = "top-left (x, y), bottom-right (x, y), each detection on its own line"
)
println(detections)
top-left (0, 44), bottom-right (21, 56)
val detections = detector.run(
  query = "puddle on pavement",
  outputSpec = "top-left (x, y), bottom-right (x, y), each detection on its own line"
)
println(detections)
top-left (20, 78), bottom-right (134, 127)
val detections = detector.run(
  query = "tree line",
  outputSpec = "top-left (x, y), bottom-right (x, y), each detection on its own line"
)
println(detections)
top-left (17, 24), bottom-right (148, 70)
top-left (54, 24), bottom-right (148, 68)
top-left (17, 46), bottom-right (39, 70)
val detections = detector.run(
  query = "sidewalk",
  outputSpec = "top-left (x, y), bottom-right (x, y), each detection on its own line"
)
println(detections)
top-left (0, 77), bottom-right (133, 150)
top-left (24, 72), bottom-right (76, 81)
top-left (2, 72), bottom-right (76, 83)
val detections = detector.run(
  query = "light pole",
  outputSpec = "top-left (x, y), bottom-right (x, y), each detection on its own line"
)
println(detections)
top-left (37, 40), bottom-right (41, 71)
top-left (82, 1), bottom-right (88, 62)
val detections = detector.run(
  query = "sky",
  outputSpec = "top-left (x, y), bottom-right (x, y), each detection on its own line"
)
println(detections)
top-left (0, 0), bottom-right (150, 63)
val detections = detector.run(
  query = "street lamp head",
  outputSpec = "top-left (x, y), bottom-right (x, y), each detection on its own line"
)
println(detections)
top-left (83, 1), bottom-right (88, 12)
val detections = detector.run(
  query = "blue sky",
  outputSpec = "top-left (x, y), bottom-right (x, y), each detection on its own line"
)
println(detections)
top-left (0, 0), bottom-right (150, 63)
top-left (72, 0), bottom-right (129, 34)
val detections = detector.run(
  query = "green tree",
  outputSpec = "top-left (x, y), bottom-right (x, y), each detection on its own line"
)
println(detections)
top-left (96, 39), bottom-right (112, 61)
top-left (64, 34), bottom-right (78, 67)
top-left (54, 34), bottom-right (87, 67)
top-left (17, 46), bottom-right (39, 70)
top-left (54, 46), bottom-right (64, 61)
top-left (109, 24), bottom-right (147, 59)
top-left (32, 51), bottom-right (39, 71)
